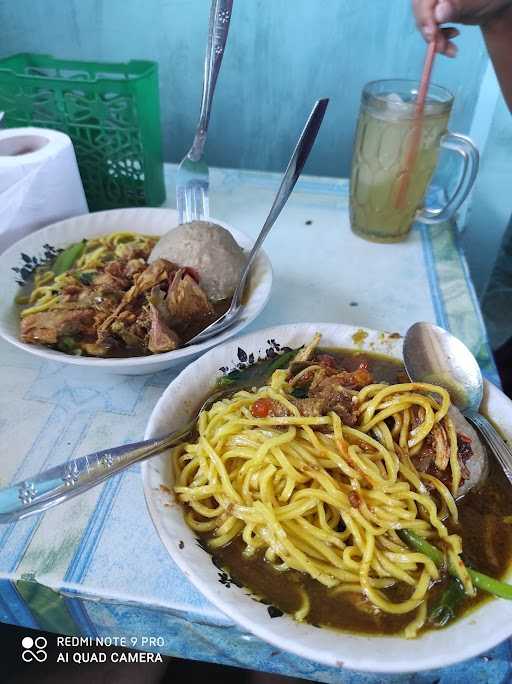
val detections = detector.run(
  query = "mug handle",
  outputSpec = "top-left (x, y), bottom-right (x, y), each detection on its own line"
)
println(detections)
top-left (416, 132), bottom-right (479, 225)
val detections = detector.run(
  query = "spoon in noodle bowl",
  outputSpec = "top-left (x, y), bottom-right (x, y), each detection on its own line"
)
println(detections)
top-left (404, 322), bottom-right (512, 493)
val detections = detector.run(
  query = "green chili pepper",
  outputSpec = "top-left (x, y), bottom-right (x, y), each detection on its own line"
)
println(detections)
top-left (266, 349), bottom-right (298, 374)
top-left (53, 240), bottom-right (87, 275)
top-left (77, 271), bottom-right (96, 285)
top-left (429, 577), bottom-right (466, 627)
top-left (59, 336), bottom-right (76, 352)
top-left (398, 529), bottom-right (512, 600)
top-left (216, 349), bottom-right (299, 388)
top-left (216, 375), bottom-right (235, 387)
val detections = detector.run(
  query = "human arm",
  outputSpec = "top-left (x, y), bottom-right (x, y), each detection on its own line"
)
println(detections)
top-left (412, 0), bottom-right (512, 111)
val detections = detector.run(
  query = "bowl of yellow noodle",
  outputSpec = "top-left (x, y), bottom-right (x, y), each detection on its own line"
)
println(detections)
top-left (0, 208), bottom-right (272, 374)
top-left (142, 322), bottom-right (512, 672)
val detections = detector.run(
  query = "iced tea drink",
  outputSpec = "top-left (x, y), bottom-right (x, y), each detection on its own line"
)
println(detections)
top-left (349, 80), bottom-right (476, 242)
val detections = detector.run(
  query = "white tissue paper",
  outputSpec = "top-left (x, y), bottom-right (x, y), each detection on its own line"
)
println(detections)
top-left (0, 127), bottom-right (88, 254)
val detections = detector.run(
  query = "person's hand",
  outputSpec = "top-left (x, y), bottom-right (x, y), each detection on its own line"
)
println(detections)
top-left (413, 0), bottom-right (512, 56)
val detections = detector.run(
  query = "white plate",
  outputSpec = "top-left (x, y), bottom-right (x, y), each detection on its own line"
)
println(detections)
top-left (142, 322), bottom-right (512, 673)
top-left (0, 208), bottom-right (272, 374)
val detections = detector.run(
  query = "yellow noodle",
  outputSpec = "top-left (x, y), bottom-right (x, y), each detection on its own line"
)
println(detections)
top-left (445, 415), bottom-right (461, 495)
top-left (294, 588), bottom-right (310, 622)
top-left (20, 295), bottom-right (60, 317)
top-left (173, 370), bottom-right (470, 631)
top-left (404, 598), bottom-right (428, 639)
top-left (19, 231), bottom-right (157, 320)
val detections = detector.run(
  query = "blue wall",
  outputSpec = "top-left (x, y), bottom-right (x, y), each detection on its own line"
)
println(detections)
top-left (1, 0), bottom-right (510, 306)
top-left (0, 0), bottom-right (490, 176)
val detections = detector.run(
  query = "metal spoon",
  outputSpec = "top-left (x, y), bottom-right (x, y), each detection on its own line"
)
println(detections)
top-left (184, 97), bottom-right (329, 346)
top-left (0, 381), bottom-right (256, 524)
top-left (404, 321), bottom-right (512, 487)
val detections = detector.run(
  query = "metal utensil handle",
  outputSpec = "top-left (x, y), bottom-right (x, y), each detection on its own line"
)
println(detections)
top-left (0, 427), bottom-right (191, 524)
top-left (465, 410), bottom-right (512, 486)
top-left (189, 0), bottom-right (233, 161)
top-left (183, 99), bottom-right (329, 347)
top-left (231, 98), bottom-right (329, 308)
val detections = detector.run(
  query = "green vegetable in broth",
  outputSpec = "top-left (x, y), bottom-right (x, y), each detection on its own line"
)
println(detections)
top-left (217, 349), bottom-right (298, 387)
top-left (52, 240), bottom-right (87, 275)
top-left (429, 577), bottom-right (466, 627)
top-left (399, 530), bottom-right (512, 601)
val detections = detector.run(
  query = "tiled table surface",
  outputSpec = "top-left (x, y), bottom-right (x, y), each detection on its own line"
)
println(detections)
top-left (0, 165), bottom-right (508, 684)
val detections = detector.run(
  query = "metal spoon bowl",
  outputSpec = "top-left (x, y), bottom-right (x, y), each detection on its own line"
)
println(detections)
top-left (404, 321), bottom-right (512, 492)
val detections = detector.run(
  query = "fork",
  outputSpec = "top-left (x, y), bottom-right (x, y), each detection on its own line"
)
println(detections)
top-left (0, 381), bottom-right (251, 523)
top-left (175, 0), bottom-right (233, 224)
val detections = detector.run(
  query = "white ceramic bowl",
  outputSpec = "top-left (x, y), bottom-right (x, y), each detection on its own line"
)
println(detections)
top-left (142, 322), bottom-right (512, 673)
top-left (0, 208), bottom-right (272, 374)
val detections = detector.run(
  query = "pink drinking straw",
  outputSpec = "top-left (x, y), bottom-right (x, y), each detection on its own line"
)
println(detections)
top-left (394, 39), bottom-right (437, 210)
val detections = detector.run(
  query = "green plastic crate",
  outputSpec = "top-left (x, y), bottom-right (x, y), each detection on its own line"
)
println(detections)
top-left (0, 53), bottom-right (166, 211)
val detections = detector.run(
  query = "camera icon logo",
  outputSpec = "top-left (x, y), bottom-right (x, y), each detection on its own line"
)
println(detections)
top-left (21, 636), bottom-right (48, 663)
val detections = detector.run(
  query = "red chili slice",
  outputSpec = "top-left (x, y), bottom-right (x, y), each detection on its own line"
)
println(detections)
top-left (251, 398), bottom-right (273, 418)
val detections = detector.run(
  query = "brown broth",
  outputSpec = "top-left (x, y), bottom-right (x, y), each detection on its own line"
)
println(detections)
top-left (194, 348), bottom-right (512, 636)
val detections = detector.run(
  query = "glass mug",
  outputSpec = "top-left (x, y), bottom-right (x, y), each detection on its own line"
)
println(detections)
top-left (349, 80), bottom-right (479, 243)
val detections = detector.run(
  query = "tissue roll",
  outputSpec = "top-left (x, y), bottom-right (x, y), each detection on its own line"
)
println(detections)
top-left (0, 127), bottom-right (88, 254)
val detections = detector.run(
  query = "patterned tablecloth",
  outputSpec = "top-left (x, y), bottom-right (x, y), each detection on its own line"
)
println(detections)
top-left (0, 165), bottom-right (508, 683)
